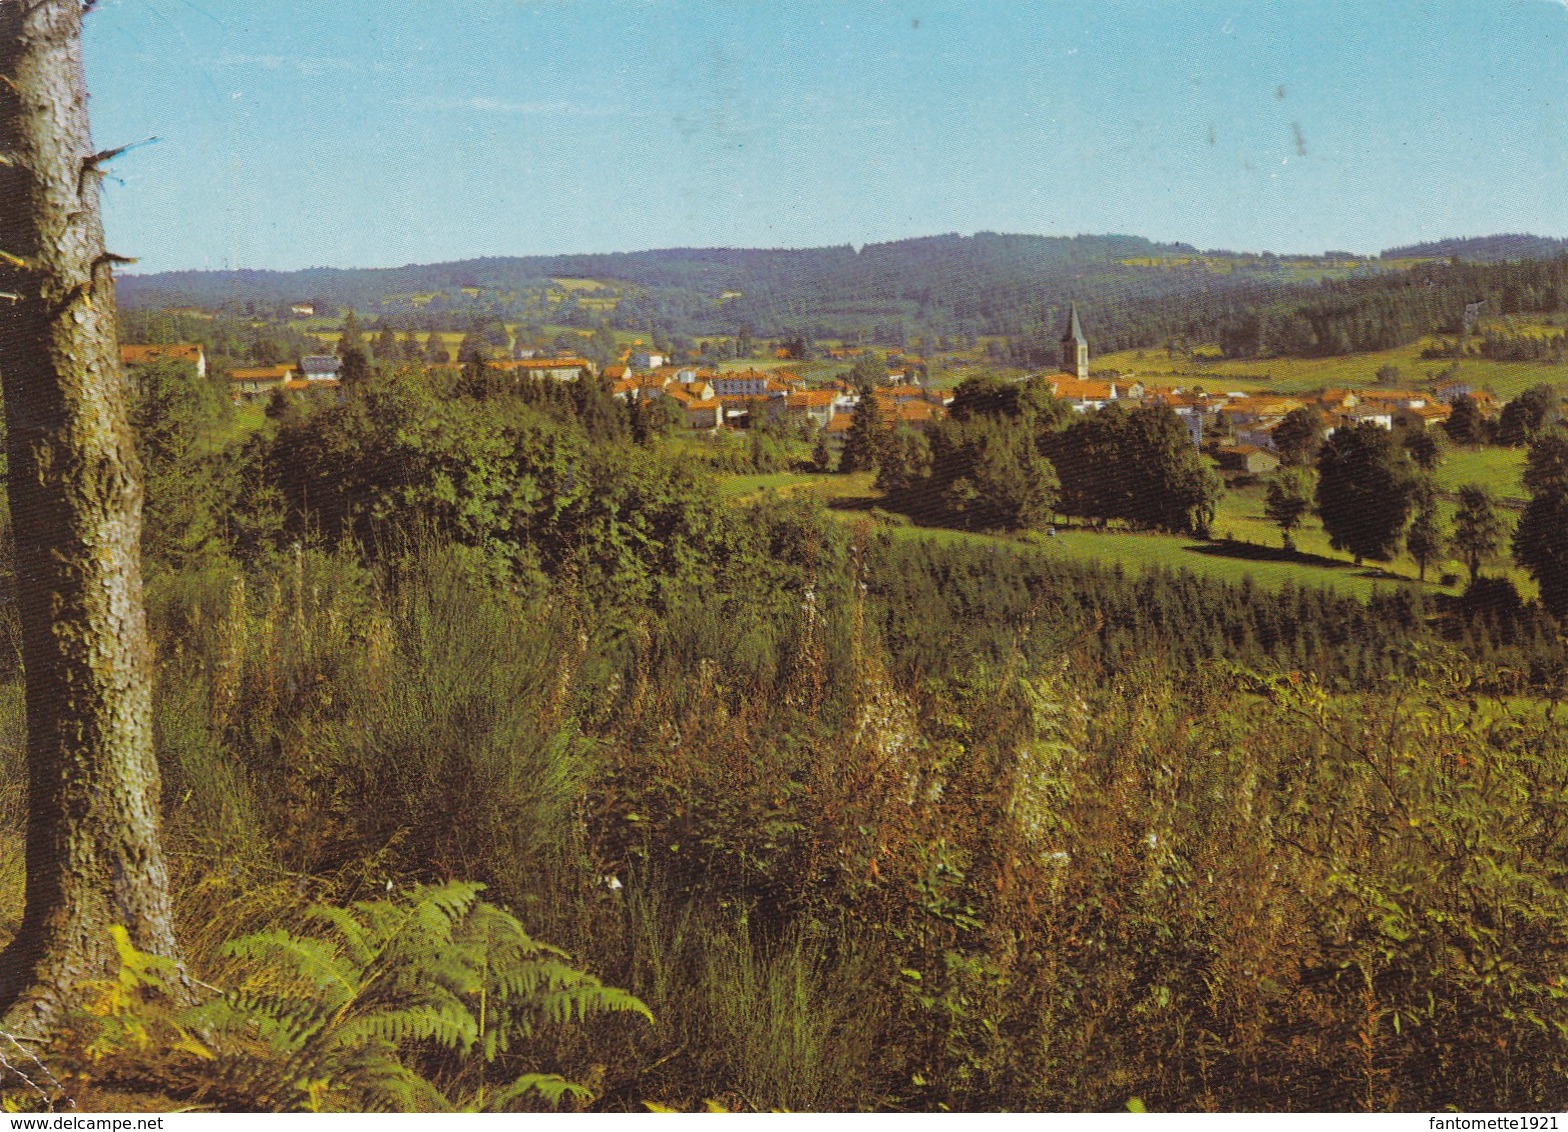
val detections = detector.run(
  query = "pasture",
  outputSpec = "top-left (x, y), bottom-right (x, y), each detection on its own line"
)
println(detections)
top-left (718, 469), bottom-right (1463, 601)
top-left (1098, 334), bottom-right (1568, 401)
top-left (1433, 445), bottom-right (1527, 498)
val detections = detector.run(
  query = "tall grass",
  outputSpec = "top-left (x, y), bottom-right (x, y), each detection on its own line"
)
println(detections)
top-left (6, 499), bottom-right (1567, 1111)
top-left (142, 540), bottom-right (601, 956)
top-left (617, 886), bottom-right (884, 1112)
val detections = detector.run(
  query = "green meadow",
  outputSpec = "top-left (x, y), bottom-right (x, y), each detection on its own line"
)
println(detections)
top-left (720, 407), bottom-right (1550, 602)
top-left (719, 470), bottom-right (1469, 601)
top-left (1098, 331), bottom-right (1568, 401)
top-left (1433, 445), bottom-right (1528, 497)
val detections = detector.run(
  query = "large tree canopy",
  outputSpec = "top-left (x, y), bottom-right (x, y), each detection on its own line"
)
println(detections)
top-left (1514, 426), bottom-right (1568, 618)
top-left (1049, 403), bottom-right (1218, 534)
top-left (1314, 422), bottom-right (1417, 564)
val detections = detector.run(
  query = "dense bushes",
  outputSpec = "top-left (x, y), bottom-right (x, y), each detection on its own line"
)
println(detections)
top-left (7, 508), bottom-right (1566, 1110)
top-left (252, 369), bottom-right (737, 616)
top-left (585, 607), bottom-right (1568, 1109)
top-left (6, 357), bottom-right (1568, 1111)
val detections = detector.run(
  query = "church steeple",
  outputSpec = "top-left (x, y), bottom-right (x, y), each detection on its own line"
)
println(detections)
top-left (1059, 302), bottom-right (1089, 379)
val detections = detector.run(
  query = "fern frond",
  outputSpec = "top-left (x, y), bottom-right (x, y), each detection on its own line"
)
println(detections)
top-left (302, 905), bottom-right (376, 969)
top-left (314, 1052), bottom-right (451, 1114)
top-left (223, 931), bottom-right (358, 1009)
top-left (199, 992), bottom-right (321, 1049)
top-left (399, 882), bottom-right (483, 935)
top-left (323, 1005), bottom-right (478, 1054)
top-left (132, 882), bottom-right (645, 1112)
top-left (528, 984), bottom-right (654, 1026)
top-left (481, 1072), bottom-right (591, 1112)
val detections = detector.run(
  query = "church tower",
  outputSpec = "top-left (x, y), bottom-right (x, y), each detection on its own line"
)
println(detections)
top-left (1060, 302), bottom-right (1089, 379)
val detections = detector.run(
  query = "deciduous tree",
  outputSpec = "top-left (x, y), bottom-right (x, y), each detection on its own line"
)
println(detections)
top-left (1496, 384), bottom-right (1557, 447)
top-left (1264, 467), bottom-right (1312, 550)
top-left (1513, 426), bottom-right (1568, 617)
top-left (1451, 483), bottom-right (1505, 586)
top-left (1402, 428), bottom-right (1441, 472)
top-left (847, 351), bottom-right (884, 394)
top-left (1315, 422), bottom-right (1417, 564)
top-left (1120, 402), bottom-right (1220, 534)
top-left (1405, 482), bottom-right (1443, 583)
top-left (1443, 394), bottom-right (1488, 447)
top-left (1272, 406), bottom-right (1323, 467)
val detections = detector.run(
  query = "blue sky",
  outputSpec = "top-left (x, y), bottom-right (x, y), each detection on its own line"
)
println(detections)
top-left (83, 0), bottom-right (1568, 273)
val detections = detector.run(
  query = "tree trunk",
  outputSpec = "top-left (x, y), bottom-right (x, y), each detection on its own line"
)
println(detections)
top-left (0, 0), bottom-right (182, 1039)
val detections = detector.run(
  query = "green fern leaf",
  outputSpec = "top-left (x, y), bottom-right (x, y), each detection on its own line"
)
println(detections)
top-left (482, 1072), bottom-right (592, 1112)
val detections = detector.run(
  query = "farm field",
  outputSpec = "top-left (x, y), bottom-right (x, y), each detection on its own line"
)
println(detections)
top-left (1098, 334), bottom-right (1568, 400)
top-left (718, 471), bottom-right (876, 503)
top-left (1115, 252), bottom-right (1392, 282)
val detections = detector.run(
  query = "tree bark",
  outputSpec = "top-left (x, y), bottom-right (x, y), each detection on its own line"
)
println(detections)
top-left (0, 0), bottom-right (181, 1039)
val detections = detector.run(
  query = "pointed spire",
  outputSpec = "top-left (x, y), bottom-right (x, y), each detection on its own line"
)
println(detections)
top-left (1060, 301), bottom-right (1087, 345)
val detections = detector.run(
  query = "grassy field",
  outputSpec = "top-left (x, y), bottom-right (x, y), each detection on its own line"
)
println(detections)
top-left (1098, 335), bottom-right (1568, 401)
top-left (1210, 478), bottom-right (1528, 595)
top-left (718, 471), bottom-right (877, 503)
top-left (718, 470), bottom-right (1466, 601)
top-left (1432, 445), bottom-right (1527, 498)
top-left (895, 521), bottom-right (1430, 601)
top-left (550, 277), bottom-right (619, 293)
top-left (1115, 253), bottom-right (1392, 282)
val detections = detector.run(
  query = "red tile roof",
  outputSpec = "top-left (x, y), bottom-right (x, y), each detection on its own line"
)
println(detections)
top-left (1051, 378), bottom-right (1117, 401)
top-left (1354, 388), bottom-right (1416, 404)
top-left (123, 343), bottom-right (202, 366)
top-left (229, 365), bottom-right (294, 382)
top-left (489, 357), bottom-right (591, 371)
top-left (888, 400), bottom-right (943, 424)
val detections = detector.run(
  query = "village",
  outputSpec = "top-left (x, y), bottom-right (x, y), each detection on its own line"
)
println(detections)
top-left (119, 298), bottom-right (1498, 480)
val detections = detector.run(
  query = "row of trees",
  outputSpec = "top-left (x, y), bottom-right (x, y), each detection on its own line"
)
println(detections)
top-left (1422, 328), bottom-right (1568, 363)
top-left (844, 376), bottom-right (1220, 535)
top-left (1262, 416), bottom-right (1568, 619)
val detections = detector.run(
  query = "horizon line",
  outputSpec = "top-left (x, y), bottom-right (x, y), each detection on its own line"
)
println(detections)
top-left (116, 229), bottom-right (1568, 281)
